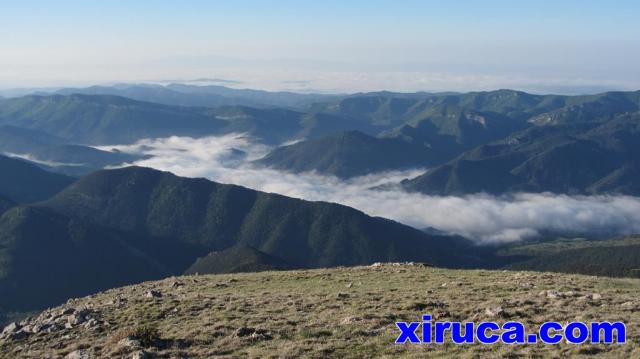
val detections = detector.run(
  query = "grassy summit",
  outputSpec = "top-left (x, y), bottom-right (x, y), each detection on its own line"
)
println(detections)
top-left (2, 264), bottom-right (638, 358)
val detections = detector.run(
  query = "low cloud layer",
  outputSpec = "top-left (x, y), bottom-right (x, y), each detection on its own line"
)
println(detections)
top-left (3, 152), bottom-right (84, 168)
top-left (99, 134), bottom-right (640, 244)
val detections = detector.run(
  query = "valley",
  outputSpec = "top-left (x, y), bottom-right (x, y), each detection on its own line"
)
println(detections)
top-left (0, 85), bottom-right (639, 357)
top-left (4, 3), bottom-right (639, 357)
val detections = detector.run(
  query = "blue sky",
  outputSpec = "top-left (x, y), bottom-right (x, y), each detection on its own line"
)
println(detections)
top-left (1, 0), bottom-right (639, 93)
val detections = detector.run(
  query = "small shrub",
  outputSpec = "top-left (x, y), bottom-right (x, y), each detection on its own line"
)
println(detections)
top-left (109, 324), bottom-right (162, 348)
top-left (132, 324), bottom-right (161, 347)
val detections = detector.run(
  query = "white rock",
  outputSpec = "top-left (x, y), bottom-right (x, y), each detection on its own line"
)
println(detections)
top-left (84, 319), bottom-right (99, 329)
top-left (1, 322), bottom-right (20, 336)
top-left (67, 313), bottom-right (87, 326)
top-left (65, 350), bottom-right (90, 359)
top-left (145, 290), bottom-right (162, 298)
top-left (118, 337), bottom-right (142, 348)
top-left (130, 351), bottom-right (149, 359)
top-left (484, 306), bottom-right (504, 317)
top-left (546, 290), bottom-right (563, 299)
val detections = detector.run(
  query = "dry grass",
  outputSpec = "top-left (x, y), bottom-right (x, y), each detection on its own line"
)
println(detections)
top-left (2, 265), bottom-right (639, 358)
top-left (107, 324), bottom-right (162, 348)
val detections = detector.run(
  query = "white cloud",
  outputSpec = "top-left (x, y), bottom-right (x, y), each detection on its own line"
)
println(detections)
top-left (98, 134), bottom-right (640, 244)
top-left (2, 69), bottom-right (635, 95)
top-left (2, 152), bottom-right (85, 167)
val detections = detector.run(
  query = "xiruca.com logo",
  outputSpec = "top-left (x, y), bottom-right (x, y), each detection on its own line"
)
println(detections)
top-left (396, 315), bottom-right (626, 345)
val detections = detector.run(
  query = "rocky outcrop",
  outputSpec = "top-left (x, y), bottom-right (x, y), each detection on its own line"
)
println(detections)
top-left (1, 306), bottom-right (103, 342)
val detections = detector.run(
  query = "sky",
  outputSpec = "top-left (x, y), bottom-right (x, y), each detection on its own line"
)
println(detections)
top-left (2, 0), bottom-right (639, 93)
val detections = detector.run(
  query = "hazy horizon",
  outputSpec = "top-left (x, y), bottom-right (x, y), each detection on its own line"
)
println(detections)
top-left (2, 1), bottom-right (639, 94)
top-left (0, 79), bottom-right (637, 98)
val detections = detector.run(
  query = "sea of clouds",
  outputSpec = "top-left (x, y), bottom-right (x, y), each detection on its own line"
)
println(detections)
top-left (97, 134), bottom-right (640, 244)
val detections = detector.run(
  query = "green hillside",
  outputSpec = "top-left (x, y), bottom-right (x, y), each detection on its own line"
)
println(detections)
top-left (380, 104), bottom-right (527, 156)
top-left (0, 195), bottom-right (14, 215)
top-left (0, 125), bottom-right (140, 175)
top-left (185, 245), bottom-right (295, 274)
top-left (43, 166), bottom-right (465, 268)
top-left (499, 237), bottom-right (640, 278)
top-left (0, 206), bottom-right (170, 310)
top-left (403, 113), bottom-right (640, 195)
top-left (0, 95), bottom-right (226, 144)
top-left (0, 166), bottom-right (469, 314)
top-left (51, 83), bottom-right (337, 109)
top-left (255, 130), bottom-right (442, 178)
top-left (208, 106), bottom-right (376, 144)
top-left (316, 90), bottom-right (640, 125)
top-left (274, 90), bottom-right (640, 178)
top-left (0, 155), bottom-right (74, 203)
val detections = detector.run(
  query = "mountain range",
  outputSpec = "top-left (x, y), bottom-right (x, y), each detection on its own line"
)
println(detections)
top-left (206, 105), bottom-right (377, 145)
top-left (0, 95), bottom-right (226, 145)
top-left (403, 113), bottom-right (640, 195)
top-left (258, 90), bottom-right (640, 191)
top-left (0, 165), bottom-right (471, 313)
top-left (1, 86), bottom-right (638, 194)
top-left (254, 130), bottom-right (442, 178)
top-left (313, 89), bottom-right (640, 124)
top-left (497, 236), bottom-right (640, 278)
top-left (1, 84), bottom-right (640, 320)
top-left (0, 93), bottom-right (370, 146)
top-left (2, 83), bottom-right (338, 109)
top-left (0, 125), bottom-right (140, 175)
